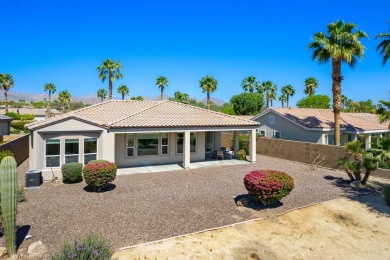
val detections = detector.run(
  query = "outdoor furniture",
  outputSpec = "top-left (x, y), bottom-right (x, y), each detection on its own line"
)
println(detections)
top-left (216, 150), bottom-right (224, 160)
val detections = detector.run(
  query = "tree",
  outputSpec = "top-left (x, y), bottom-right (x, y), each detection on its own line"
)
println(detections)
top-left (0, 74), bottom-right (14, 113)
top-left (199, 75), bottom-right (218, 109)
top-left (340, 94), bottom-right (348, 110)
top-left (117, 85), bottom-right (129, 100)
top-left (377, 100), bottom-right (390, 128)
top-left (258, 81), bottom-right (276, 109)
top-left (281, 85), bottom-right (295, 108)
top-left (156, 76), bottom-right (168, 101)
top-left (58, 90), bottom-right (71, 111)
top-left (44, 83), bottom-right (56, 118)
top-left (376, 26), bottom-right (390, 66)
top-left (309, 20), bottom-right (368, 145)
top-left (279, 93), bottom-right (287, 108)
top-left (168, 91), bottom-right (206, 108)
top-left (345, 99), bottom-right (376, 113)
top-left (131, 96), bottom-right (144, 101)
top-left (97, 59), bottom-right (123, 100)
top-left (241, 76), bottom-right (260, 93)
top-left (230, 92), bottom-right (264, 115)
top-left (97, 88), bottom-right (107, 102)
top-left (304, 77), bottom-right (318, 96)
top-left (296, 94), bottom-right (331, 109)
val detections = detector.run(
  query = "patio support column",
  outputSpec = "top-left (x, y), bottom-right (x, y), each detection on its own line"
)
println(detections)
top-left (365, 134), bottom-right (371, 149)
top-left (102, 131), bottom-right (115, 163)
top-left (183, 131), bottom-right (191, 169)
top-left (234, 131), bottom-right (240, 156)
top-left (249, 129), bottom-right (256, 163)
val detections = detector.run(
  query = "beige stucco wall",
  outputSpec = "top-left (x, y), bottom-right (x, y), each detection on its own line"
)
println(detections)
top-left (115, 131), bottom-right (205, 168)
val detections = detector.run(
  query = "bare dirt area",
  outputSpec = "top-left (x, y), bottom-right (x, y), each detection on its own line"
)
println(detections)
top-left (113, 194), bottom-right (390, 260)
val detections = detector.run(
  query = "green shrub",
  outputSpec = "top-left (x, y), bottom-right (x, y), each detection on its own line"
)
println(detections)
top-left (239, 134), bottom-right (249, 154)
top-left (10, 120), bottom-right (34, 130)
top-left (0, 150), bottom-right (14, 162)
top-left (87, 160), bottom-right (108, 164)
top-left (20, 114), bottom-right (35, 120)
top-left (237, 149), bottom-right (247, 160)
top-left (52, 235), bottom-right (113, 260)
top-left (62, 162), bottom-right (83, 183)
top-left (17, 187), bottom-right (26, 202)
top-left (83, 162), bottom-right (117, 191)
top-left (384, 185), bottom-right (390, 207)
top-left (244, 170), bottom-right (294, 206)
top-left (5, 112), bottom-right (20, 120)
top-left (10, 129), bottom-right (20, 134)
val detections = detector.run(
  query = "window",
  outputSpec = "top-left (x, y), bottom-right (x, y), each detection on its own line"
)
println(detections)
top-left (269, 116), bottom-right (275, 124)
top-left (258, 129), bottom-right (266, 137)
top-left (161, 133), bottom-right (169, 155)
top-left (138, 134), bottom-right (159, 156)
top-left (177, 133), bottom-right (197, 153)
top-left (273, 130), bottom-right (281, 139)
top-left (127, 134), bottom-right (135, 156)
top-left (347, 134), bottom-right (354, 142)
top-left (84, 138), bottom-right (97, 164)
top-left (324, 134), bottom-right (335, 145)
top-left (65, 139), bottom-right (79, 163)
top-left (46, 139), bottom-right (60, 167)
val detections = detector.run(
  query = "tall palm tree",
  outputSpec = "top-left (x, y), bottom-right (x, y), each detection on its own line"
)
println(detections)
top-left (376, 26), bottom-right (390, 66)
top-left (117, 85), bottom-right (129, 100)
top-left (304, 77), bottom-right (319, 96)
top-left (377, 100), bottom-right (390, 128)
top-left (309, 20), bottom-right (367, 145)
top-left (156, 76), bottom-right (168, 101)
top-left (199, 75), bottom-right (218, 109)
top-left (281, 85), bottom-right (295, 108)
top-left (269, 85), bottom-right (277, 107)
top-left (97, 88), bottom-right (107, 102)
top-left (279, 93), bottom-right (287, 108)
top-left (241, 75), bottom-right (259, 93)
top-left (258, 81), bottom-right (276, 109)
top-left (57, 90), bottom-right (71, 111)
top-left (97, 59), bottom-right (123, 100)
top-left (44, 83), bottom-right (56, 118)
top-left (0, 74), bottom-right (14, 113)
top-left (340, 94), bottom-right (348, 110)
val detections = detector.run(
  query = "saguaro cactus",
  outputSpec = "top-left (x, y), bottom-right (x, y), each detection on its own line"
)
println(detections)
top-left (0, 156), bottom-right (17, 256)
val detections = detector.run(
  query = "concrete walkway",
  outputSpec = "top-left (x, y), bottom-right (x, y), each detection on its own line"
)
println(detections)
top-left (117, 159), bottom-right (250, 175)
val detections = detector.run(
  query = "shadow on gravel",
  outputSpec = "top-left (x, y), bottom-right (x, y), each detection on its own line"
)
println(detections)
top-left (16, 225), bottom-right (30, 250)
top-left (83, 183), bottom-right (116, 193)
top-left (234, 194), bottom-right (283, 211)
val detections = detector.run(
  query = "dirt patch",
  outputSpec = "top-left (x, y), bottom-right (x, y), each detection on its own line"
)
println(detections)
top-left (113, 194), bottom-right (390, 260)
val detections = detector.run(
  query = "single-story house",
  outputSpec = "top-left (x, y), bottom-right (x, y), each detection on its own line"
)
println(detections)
top-left (27, 100), bottom-right (259, 180)
top-left (0, 107), bottom-right (62, 121)
top-left (251, 108), bottom-right (390, 147)
top-left (0, 115), bottom-right (13, 141)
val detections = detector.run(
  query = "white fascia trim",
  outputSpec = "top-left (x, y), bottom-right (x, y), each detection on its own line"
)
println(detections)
top-left (344, 129), bottom-right (390, 134)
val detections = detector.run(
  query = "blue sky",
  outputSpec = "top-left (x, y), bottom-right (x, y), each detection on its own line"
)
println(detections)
top-left (1, 0), bottom-right (389, 106)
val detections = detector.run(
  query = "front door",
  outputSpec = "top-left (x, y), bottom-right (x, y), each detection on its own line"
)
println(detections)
top-left (205, 132), bottom-right (214, 159)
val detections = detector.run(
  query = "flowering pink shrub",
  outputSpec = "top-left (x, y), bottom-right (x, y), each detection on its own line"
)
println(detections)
top-left (244, 170), bottom-right (294, 205)
top-left (83, 162), bottom-right (117, 191)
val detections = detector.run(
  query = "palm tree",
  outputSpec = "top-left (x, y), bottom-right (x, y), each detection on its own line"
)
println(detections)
top-left (44, 83), bottom-right (56, 117)
top-left (309, 20), bottom-right (367, 145)
top-left (281, 85), bottom-right (295, 108)
top-left (376, 26), bottom-right (390, 66)
top-left (241, 76), bottom-right (259, 93)
top-left (304, 77), bottom-right (319, 96)
top-left (279, 93), bottom-right (287, 108)
top-left (0, 74), bottom-right (14, 113)
top-left (58, 90), bottom-right (71, 111)
top-left (199, 75), bottom-right (218, 109)
top-left (377, 100), bottom-right (390, 128)
top-left (97, 88), bottom-right (107, 102)
top-left (340, 94), bottom-right (348, 110)
top-left (258, 81), bottom-right (276, 109)
top-left (269, 85), bottom-right (277, 107)
top-left (117, 85), bottom-right (129, 100)
top-left (97, 59), bottom-right (123, 100)
top-left (156, 76), bottom-right (169, 101)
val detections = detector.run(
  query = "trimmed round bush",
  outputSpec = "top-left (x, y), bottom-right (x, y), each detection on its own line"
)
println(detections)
top-left (62, 162), bottom-right (83, 183)
top-left (244, 170), bottom-right (294, 205)
top-left (87, 160), bottom-right (108, 164)
top-left (52, 235), bottom-right (113, 260)
top-left (83, 162), bottom-right (117, 191)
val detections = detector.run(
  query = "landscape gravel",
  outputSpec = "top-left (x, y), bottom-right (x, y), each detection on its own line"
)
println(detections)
top-left (9, 155), bottom-right (367, 254)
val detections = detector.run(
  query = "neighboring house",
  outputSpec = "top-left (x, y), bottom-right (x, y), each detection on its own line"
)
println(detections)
top-left (0, 115), bottom-right (13, 141)
top-left (27, 100), bottom-right (259, 180)
top-left (0, 107), bottom-right (62, 121)
top-left (252, 108), bottom-right (390, 147)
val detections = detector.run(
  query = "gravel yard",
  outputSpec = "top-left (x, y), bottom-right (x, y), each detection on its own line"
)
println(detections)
top-left (9, 155), bottom-right (375, 255)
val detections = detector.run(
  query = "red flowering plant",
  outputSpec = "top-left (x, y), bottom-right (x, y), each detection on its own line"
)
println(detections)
top-left (243, 170), bottom-right (294, 206)
top-left (83, 162), bottom-right (117, 191)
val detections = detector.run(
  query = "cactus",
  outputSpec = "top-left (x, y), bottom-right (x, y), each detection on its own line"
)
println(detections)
top-left (0, 156), bottom-right (17, 256)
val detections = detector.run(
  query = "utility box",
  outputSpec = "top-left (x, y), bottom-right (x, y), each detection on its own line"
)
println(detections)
top-left (25, 170), bottom-right (42, 188)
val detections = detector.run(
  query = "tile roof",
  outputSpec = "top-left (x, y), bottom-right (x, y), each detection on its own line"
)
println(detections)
top-left (27, 100), bottom-right (259, 130)
top-left (264, 108), bottom-right (388, 132)
top-left (345, 113), bottom-right (388, 126)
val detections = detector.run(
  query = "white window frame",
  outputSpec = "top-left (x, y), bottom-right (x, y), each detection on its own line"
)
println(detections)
top-left (45, 138), bottom-right (61, 168)
top-left (324, 134), bottom-right (335, 145)
top-left (176, 132), bottom-right (197, 154)
top-left (273, 130), bottom-right (281, 139)
top-left (126, 134), bottom-right (135, 157)
top-left (137, 133), bottom-right (159, 157)
top-left (83, 137), bottom-right (98, 164)
top-left (161, 133), bottom-right (169, 155)
top-left (64, 138), bottom-right (80, 164)
top-left (258, 129), bottom-right (266, 137)
top-left (269, 116), bottom-right (275, 125)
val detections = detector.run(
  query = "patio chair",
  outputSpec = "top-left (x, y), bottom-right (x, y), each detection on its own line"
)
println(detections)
top-left (216, 150), bottom-right (224, 160)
